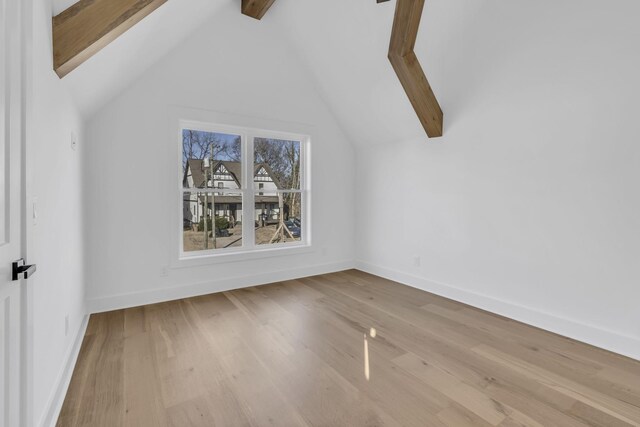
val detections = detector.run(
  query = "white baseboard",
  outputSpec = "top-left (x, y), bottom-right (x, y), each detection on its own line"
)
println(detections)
top-left (39, 314), bottom-right (89, 427)
top-left (87, 260), bottom-right (355, 314)
top-left (356, 261), bottom-right (640, 361)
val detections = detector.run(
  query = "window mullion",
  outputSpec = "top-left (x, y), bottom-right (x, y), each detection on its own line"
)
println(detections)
top-left (242, 133), bottom-right (255, 251)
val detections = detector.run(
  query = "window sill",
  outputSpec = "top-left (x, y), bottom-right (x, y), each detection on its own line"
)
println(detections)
top-left (171, 243), bottom-right (313, 269)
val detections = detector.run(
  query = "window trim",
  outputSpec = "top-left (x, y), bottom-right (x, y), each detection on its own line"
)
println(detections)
top-left (177, 119), bottom-right (311, 264)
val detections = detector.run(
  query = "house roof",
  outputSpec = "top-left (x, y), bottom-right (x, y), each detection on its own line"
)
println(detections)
top-left (185, 159), bottom-right (282, 190)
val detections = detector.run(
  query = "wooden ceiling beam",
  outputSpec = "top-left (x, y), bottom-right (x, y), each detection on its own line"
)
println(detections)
top-left (387, 0), bottom-right (443, 138)
top-left (240, 0), bottom-right (443, 136)
top-left (53, 0), bottom-right (167, 78)
top-left (241, 0), bottom-right (277, 20)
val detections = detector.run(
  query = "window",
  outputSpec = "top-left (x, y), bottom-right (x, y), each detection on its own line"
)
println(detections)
top-left (180, 122), bottom-right (309, 257)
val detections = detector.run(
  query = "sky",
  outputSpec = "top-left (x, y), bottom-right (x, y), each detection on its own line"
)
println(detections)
top-left (182, 130), bottom-right (239, 164)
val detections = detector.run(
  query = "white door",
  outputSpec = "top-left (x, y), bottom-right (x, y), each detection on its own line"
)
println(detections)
top-left (1, 0), bottom-right (28, 425)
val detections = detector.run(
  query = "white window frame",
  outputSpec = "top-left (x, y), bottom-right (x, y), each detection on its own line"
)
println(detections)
top-left (177, 119), bottom-right (311, 263)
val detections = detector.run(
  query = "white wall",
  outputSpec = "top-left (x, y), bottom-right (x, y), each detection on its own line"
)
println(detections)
top-left (356, 1), bottom-right (640, 359)
top-left (22, 1), bottom-right (638, 425)
top-left (29, 0), bottom-right (86, 425)
top-left (84, 2), bottom-right (355, 310)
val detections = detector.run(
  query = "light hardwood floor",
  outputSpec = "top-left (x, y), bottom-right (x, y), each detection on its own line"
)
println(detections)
top-left (57, 270), bottom-right (640, 426)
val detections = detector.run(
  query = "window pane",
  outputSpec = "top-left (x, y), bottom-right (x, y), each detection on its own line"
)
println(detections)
top-left (183, 191), bottom-right (243, 251)
top-left (254, 138), bottom-right (301, 190)
top-left (183, 129), bottom-right (242, 190)
top-left (255, 192), bottom-right (302, 245)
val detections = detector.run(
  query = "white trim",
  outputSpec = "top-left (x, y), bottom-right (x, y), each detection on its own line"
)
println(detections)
top-left (38, 315), bottom-right (89, 427)
top-left (87, 261), bottom-right (354, 314)
top-left (242, 129), bottom-right (252, 251)
top-left (20, 0), bottom-right (34, 425)
top-left (172, 108), bottom-right (313, 268)
top-left (355, 261), bottom-right (640, 361)
top-left (174, 243), bottom-right (313, 268)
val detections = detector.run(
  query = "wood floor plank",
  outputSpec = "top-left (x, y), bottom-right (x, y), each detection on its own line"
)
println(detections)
top-left (57, 270), bottom-right (640, 426)
top-left (183, 295), bottom-right (311, 427)
top-left (423, 303), bottom-right (640, 409)
top-left (460, 304), bottom-right (640, 375)
top-left (122, 329), bottom-right (167, 427)
top-left (165, 396), bottom-right (218, 427)
top-left (220, 302), bottom-right (401, 426)
top-left (472, 344), bottom-right (640, 426)
top-left (484, 381), bottom-right (589, 427)
top-left (298, 274), bottom-right (639, 424)
top-left (392, 351), bottom-right (509, 425)
top-left (57, 311), bottom-right (126, 427)
top-left (437, 403), bottom-right (494, 427)
top-left (228, 285), bottom-right (450, 426)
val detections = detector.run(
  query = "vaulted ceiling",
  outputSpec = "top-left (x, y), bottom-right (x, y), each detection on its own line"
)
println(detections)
top-left (54, 0), bottom-right (640, 147)
top-left (53, 0), bottom-right (228, 117)
top-left (55, 0), bottom-right (451, 143)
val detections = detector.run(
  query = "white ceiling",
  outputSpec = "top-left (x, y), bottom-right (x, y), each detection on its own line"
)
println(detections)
top-left (56, 0), bottom-right (454, 137)
top-left (56, 0), bottom-right (640, 146)
top-left (56, 0), bottom-right (230, 117)
top-left (262, 0), bottom-right (573, 146)
top-left (266, 0), bottom-right (640, 146)
top-left (52, 0), bottom-right (75, 15)
top-left (265, 0), bottom-right (438, 145)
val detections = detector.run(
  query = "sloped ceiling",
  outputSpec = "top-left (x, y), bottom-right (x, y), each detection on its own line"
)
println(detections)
top-left (265, 0), bottom-right (434, 146)
top-left (57, 0), bottom-right (640, 146)
top-left (56, 0), bottom-right (443, 134)
top-left (52, 0), bottom-right (76, 14)
top-left (54, 0), bottom-right (229, 117)
top-left (264, 0), bottom-right (609, 146)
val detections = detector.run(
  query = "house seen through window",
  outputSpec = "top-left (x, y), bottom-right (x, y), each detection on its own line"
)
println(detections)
top-left (181, 125), bottom-right (306, 255)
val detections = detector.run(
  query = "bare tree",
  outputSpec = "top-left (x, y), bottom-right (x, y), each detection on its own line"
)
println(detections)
top-left (284, 140), bottom-right (300, 218)
top-left (254, 138), bottom-right (301, 219)
top-left (182, 130), bottom-right (229, 170)
top-left (226, 136), bottom-right (242, 162)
